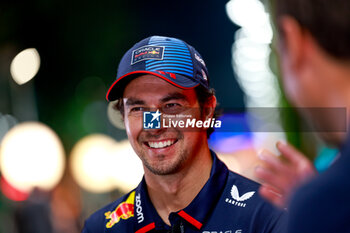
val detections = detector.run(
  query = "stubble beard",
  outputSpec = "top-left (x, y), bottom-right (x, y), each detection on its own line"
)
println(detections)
top-left (142, 146), bottom-right (189, 175)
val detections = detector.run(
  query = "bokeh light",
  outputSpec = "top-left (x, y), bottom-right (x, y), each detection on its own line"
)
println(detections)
top-left (226, 0), bottom-right (269, 29)
top-left (70, 134), bottom-right (143, 193)
top-left (226, 0), bottom-right (286, 152)
top-left (0, 122), bottom-right (65, 192)
top-left (70, 134), bottom-right (117, 193)
top-left (10, 48), bottom-right (41, 85)
top-left (109, 140), bottom-right (144, 192)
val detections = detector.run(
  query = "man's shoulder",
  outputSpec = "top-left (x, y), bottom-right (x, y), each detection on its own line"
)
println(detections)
top-left (224, 170), bottom-right (279, 210)
top-left (288, 162), bottom-right (350, 233)
top-left (226, 169), bottom-right (261, 190)
top-left (292, 155), bottom-right (350, 205)
top-left (83, 189), bottom-right (137, 233)
top-left (205, 170), bottom-right (286, 232)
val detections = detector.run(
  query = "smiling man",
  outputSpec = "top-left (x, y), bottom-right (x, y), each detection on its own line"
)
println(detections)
top-left (82, 36), bottom-right (285, 233)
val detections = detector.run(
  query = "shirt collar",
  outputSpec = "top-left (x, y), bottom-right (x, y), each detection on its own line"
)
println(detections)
top-left (133, 150), bottom-right (229, 232)
top-left (134, 177), bottom-right (169, 233)
top-left (176, 150), bottom-right (228, 229)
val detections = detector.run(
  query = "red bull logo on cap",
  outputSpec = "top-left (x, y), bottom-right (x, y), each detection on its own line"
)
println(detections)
top-left (131, 45), bottom-right (164, 65)
top-left (105, 191), bottom-right (135, 228)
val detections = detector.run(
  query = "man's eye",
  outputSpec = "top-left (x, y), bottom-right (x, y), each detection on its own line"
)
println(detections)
top-left (162, 103), bottom-right (183, 113)
top-left (165, 103), bottom-right (180, 108)
top-left (130, 107), bottom-right (144, 112)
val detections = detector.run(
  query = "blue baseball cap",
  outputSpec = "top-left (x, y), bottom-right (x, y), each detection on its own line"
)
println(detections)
top-left (106, 36), bottom-right (210, 101)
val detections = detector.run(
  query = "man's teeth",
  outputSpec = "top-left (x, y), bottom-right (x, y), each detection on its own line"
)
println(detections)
top-left (148, 140), bottom-right (175, 149)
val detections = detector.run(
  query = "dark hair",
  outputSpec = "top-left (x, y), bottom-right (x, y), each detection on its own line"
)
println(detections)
top-left (112, 85), bottom-right (218, 138)
top-left (269, 0), bottom-right (350, 59)
top-left (195, 85), bottom-right (217, 138)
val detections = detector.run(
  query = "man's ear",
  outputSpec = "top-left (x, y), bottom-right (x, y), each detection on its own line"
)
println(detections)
top-left (108, 100), bottom-right (126, 130)
top-left (279, 16), bottom-right (305, 71)
top-left (203, 95), bottom-right (217, 120)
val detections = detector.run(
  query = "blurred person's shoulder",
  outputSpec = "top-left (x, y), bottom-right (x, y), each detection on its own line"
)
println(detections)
top-left (82, 189), bottom-right (136, 233)
top-left (288, 151), bottom-right (350, 233)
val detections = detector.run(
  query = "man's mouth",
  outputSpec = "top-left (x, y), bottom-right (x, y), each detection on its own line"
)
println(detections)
top-left (145, 139), bottom-right (177, 149)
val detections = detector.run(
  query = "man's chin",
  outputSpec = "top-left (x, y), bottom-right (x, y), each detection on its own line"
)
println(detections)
top-left (318, 132), bottom-right (347, 148)
top-left (142, 151), bottom-right (187, 176)
top-left (144, 162), bottom-right (181, 176)
top-left (296, 107), bottom-right (347, 147)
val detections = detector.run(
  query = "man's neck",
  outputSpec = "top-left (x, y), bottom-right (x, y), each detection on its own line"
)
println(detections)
top-left (144, 146), bottom-right (213, 225)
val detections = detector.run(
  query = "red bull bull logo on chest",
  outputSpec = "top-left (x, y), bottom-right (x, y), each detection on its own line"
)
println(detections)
top-left (105, 191), bottom-right (135, 228)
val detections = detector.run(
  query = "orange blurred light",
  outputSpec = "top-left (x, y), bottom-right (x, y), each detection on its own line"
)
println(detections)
top-left (0, 122), bottom-right (66, 192)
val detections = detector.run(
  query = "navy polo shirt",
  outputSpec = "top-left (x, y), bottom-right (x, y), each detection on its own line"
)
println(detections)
top-left (287, 133), bottom-right (350, 233)
top-left (82, 151), bottom-right (286, 233)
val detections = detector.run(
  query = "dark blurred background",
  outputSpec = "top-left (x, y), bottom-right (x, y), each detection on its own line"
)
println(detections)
top-left (0, 0), bottom-right (243, 151)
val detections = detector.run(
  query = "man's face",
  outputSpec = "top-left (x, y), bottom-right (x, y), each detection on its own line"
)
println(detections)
top-left (277, 18), bottom-right (346, 145)
top-left (278, 39), bottom-right (304, 108)
top-left (122, 74), bottom-right (208, 175)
